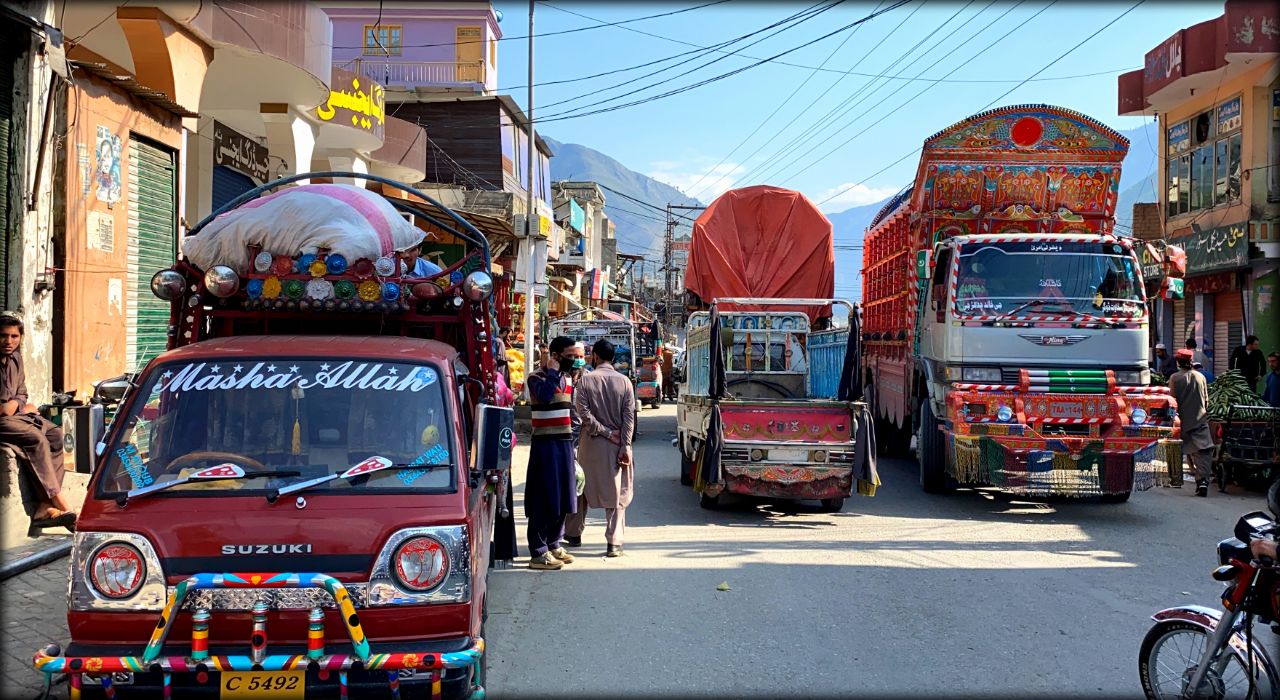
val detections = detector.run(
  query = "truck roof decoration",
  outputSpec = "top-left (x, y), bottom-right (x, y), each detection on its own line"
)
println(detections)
top-left (684, 185), bottom-right (835, 323)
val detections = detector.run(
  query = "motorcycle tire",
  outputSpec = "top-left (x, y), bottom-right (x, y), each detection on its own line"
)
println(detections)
top-left (1138, 619), bottom-right (1273, 700)
top-left (918, 400), bottom-right (952, 494)
top-left (1268, 479), bottom-right (1280, 519)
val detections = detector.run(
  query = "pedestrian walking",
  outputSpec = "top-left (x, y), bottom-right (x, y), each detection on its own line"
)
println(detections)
top-left (1263, 352), bottom-right (1280, 408)
top-left (523, 336), bottom-right (585, 570)
top-left (494, 326), bottom-right (511, 385)
top-left (0, 315), bottom-right (77, 529)
top-left (1150, 343), bottom-right (1176, 377)
top-left (1230, 335), bottom-right (1266, 393)
top-left (1168, 348), bottom-right (1214, 497)
top-left (566, 339), bottom-right (636, 557)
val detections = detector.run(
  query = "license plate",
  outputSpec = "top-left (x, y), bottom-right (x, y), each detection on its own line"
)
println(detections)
top-left (1049, 403), bottom-right (1083, 419)
top-left (221, 672), bottom-right (305, 699)
top-left (768, 448), bottom-right (809, 462)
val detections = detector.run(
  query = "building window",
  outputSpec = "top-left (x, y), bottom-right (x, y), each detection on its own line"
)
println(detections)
top-left (364, 25), bottom-right (402, 56)
top-left (490, 36), bottom-right (497, 66)
top-left (1164, 95), bottom-right (1243, 217)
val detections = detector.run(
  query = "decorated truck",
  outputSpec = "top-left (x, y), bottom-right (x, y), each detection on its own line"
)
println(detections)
top-left (860, 105), bottom-right (1185, 501)
top-left (676, 186), bottom-right (874, 512)
top-left (32, 174), bottom-right (513, 699)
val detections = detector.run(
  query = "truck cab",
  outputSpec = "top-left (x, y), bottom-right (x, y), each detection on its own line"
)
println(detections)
top-left (33, 174), bottom-right (512, 699)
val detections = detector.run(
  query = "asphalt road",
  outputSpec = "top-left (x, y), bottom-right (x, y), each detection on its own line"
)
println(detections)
top-left (487, 402), bottom-right (1276, 699)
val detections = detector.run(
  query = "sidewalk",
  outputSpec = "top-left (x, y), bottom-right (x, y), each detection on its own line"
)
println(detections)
top-left (1, 552), bottom-right (70, 698)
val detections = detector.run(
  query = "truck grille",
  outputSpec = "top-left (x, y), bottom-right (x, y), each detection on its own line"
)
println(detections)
top-left (176, 584), bottom-right (369, 611)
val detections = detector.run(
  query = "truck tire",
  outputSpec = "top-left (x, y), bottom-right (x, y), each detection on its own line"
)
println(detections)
top-left (819, 497), bottom-right (845, 512)
top-left (699, 491), bottom-right (721, 510)
top-left (918, 400), bottom-right (952, 494)
top-left (1100, 490), bottom-right (1131, 503)
top-left (680, 448), bottom-right (694, 486)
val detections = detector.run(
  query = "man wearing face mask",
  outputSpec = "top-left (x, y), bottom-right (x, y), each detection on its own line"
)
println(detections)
top-left (523, 336), bottom-right (585, 570)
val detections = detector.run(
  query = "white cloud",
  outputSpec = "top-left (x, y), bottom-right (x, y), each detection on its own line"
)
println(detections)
top-left (813, 183), bottom-right (900, 213)
top-left (646, 158), bottom-right (747, 202)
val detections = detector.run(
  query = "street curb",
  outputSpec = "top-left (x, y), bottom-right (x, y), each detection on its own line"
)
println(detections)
top-left (0, 541), bottom-right (71, 581)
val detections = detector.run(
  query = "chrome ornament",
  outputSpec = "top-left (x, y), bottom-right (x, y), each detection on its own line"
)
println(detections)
top-left (150, 270), bottom-right (185, 300)
top-left (462, 270), bottom-right (495, 301)
top-left (203, 265), bottom-right (240, 298)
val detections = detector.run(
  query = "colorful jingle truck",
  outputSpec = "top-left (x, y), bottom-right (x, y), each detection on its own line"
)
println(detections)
top-left (860, 105), bottom-right (1185, 501)
top-left (32, 173), bottom-right (514, 699)
top-left (676, 186), bottom-right (876, 512)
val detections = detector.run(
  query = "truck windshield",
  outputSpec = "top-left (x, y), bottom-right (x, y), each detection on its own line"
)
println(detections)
top-left (97, 359), bottom-right (455, 497)
top-left (954, 241), bottom-right (1144, 319)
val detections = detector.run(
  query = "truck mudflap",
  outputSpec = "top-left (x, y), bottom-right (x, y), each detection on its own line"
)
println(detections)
top-left (943, 382), bottom-right (1181, 496)
top-left (33, 572), bottom-right (485, 700)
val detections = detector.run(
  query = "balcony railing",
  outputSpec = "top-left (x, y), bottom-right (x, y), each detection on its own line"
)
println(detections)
top-left (338, 59), bottom-right (488, 88)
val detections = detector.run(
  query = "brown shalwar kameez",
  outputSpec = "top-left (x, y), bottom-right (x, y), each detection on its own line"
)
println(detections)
top-left (0, 352), bottom-right (65, 499)
top-left (566, 363), bottom-right (636, 546)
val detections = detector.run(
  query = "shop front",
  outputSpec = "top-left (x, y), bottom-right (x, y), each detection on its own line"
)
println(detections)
top-left (1171, 221), bottom-right (1251, 375)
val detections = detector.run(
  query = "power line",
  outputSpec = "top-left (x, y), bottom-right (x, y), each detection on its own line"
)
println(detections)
top-left (597, 184), bottom-right (701, 223)
top-left (683, 0), bottom-right (899, 200)
top-left (815, 0), bottom-right (1145, 208)
top-left (540, 1), bottom-right (1135, 85)
top-left (740, 0), bottom-right (1001, 189)
top-left (532, 1), bottom-right (913, 125)
top-left (722, 0), bottom-right (955, 191)
top-left (334, 1), bottom-right (731, 51)
top-left (534, 1), bottom-right (846, 120)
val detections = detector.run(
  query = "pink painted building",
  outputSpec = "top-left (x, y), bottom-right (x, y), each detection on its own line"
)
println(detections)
top-left (323, 1), bottom-right (500, 96)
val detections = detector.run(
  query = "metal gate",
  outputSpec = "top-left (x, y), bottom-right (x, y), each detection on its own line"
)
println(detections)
top-left (211, 165), bottom-right (254, 212)
top-left (127, 137), bottom-right (177, 371)
top-left (0, 23), bottom-right (19, 311)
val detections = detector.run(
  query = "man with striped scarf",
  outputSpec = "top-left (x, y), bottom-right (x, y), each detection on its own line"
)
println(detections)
top-left (524, 336), bottom-right (584, 570)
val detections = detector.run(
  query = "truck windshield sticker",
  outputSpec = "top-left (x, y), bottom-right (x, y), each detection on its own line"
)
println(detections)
top-left (395, 444), bottom-right (451, 486)
top-left (116, 443), bottom-right (154, 488)
top-left (1039, 278), bottom-right (1063, 288)
top-left (150, 361), bottom-right (438, 396)
top-left (962, 300), bottom-right (1003, 312)
top-left (1100, 301), bottom-right (1141, 316)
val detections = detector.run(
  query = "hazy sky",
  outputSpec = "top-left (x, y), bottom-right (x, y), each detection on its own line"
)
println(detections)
top-left (493, 0), bottom-right (1217, 213)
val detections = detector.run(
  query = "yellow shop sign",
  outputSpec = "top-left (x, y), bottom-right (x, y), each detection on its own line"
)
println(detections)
top-left (316, 68), bottom-right (386, 137)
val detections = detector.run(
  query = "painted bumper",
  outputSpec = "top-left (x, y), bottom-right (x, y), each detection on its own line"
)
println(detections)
top-left (34, 572), bottom-right (484, 699)
top-left (636, 383), bottom-right (660, 399)
top-left (709, 464), bottom-right (854, 500)
top-left (944, 387), bottom-right (1179, 495)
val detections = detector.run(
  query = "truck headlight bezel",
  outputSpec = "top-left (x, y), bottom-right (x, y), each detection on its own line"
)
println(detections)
top-left (367, 525), bottom-right (470, 606)
top-left (1113, 369), bottom-right (1149, 386)
top-left (960, 367), bottom-right (1002, 383)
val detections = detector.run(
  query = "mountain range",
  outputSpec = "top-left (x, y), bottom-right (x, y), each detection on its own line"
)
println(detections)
top-left (546, 121), bottom-right (1158, 301)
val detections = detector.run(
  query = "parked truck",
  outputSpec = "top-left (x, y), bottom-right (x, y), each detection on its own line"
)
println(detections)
top-left (676, 186), bottom-right (874, 512)
top-left (860, 105), bottom-right (1185, 501)
top-left (33, 173), bottom-right (512, 699)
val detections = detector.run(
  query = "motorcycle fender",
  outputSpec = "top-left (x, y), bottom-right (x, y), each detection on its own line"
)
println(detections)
top-left (1152, 605), bottom-right (1279, 685)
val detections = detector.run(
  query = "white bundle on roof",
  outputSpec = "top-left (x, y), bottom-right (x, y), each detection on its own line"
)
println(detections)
top-left (182, 184), bottom-right (425, 274)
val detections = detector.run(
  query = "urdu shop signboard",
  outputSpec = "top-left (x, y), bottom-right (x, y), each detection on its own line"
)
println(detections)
top-left (315, 68), bottom-right (385, 140)
top-left (1173, 222), bottom-right (1249, 275)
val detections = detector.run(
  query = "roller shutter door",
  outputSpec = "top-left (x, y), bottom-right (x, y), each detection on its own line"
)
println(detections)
top-left (1213, 291), bottom-right (1244, 378)
top-left (211, 165), bottom-right (255, 213)
top-left (0, 28), bottom-right (17, 311)
top-left (127, 138), bottom-right (177, 371)
top-left (1171, 298), bottom-right (1188, 351)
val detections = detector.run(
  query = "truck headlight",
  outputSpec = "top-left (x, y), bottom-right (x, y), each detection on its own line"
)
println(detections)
top-left (368, 526), bottom-right (470, 606)
top-left (996, 405), bottom-right (1014, 422)
top-left (1130, 407), bottom-right (1148, 425)
top-left (1114, 369), bottom-right (1149, 386)
top-left (961, 367), bottom-right (1002, 383)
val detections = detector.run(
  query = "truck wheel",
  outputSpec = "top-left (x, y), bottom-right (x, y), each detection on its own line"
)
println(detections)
top-left (699, 491), bottom-right (721, 510)
top-left (918, 400), bottom-right (952, 494)
top-left (680, 449), bottom-right (694, 486)
top-left (1100, 491), bottom-right (1131, 503)
top-left (819, 497), bottom-right (845, 512)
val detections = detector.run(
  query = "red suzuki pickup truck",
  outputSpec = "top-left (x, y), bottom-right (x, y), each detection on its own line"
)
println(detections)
top-left (32, 173), bottom-right (514, 700)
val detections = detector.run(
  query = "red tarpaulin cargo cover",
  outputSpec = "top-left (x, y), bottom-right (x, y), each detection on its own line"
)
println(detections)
top-left (685, 185), bottom-right (834, 322)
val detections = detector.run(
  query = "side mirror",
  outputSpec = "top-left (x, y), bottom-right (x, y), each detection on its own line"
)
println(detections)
top-left (474, 403), bottom-right (515, 484)
top-left (94, 375), bottom-right (133, 404)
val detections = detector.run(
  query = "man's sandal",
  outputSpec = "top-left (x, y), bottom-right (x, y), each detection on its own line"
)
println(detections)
top-left (31, 510), bottom-right (77, 530)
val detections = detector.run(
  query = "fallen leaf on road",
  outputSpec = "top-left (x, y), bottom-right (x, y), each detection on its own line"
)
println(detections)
top-left (716, 581), bottom-right (731, 592)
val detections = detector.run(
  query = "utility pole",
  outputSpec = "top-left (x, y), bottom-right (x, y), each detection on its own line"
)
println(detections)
top-left (662, 205), bottom-right (675, 338)
top-left (523, 0), bottom-right (536, 379)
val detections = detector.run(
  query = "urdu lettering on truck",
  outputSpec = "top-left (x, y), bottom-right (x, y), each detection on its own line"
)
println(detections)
top-left (32, 174), bottom-right (516, 700)
top-left (859, 104), bottom-right (1187, 501)
top-left (676, 185), bottom-right (878, 513)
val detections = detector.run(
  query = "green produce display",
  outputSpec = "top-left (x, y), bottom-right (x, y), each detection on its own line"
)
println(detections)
top-left (1207, 370), bottom-right (1272, 421)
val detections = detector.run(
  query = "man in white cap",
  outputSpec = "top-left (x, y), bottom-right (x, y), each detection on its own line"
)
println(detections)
top-left (1150, 343), bottom-right (1176, 377)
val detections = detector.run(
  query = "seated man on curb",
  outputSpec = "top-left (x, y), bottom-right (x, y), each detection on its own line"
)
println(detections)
top-left (0, 315), bottom-right (76, 530)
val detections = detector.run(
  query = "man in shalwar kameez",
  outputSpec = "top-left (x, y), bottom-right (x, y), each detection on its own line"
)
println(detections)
top-left (566, 339), bottom-right (637, 557)
top-left (524, 337), bottom-right (584, 570)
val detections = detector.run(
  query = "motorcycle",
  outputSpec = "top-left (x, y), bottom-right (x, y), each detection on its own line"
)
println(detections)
top-left (1138, 484), bottom-right (1280, 699)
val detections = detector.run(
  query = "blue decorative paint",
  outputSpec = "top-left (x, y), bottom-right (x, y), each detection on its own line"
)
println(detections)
top-left (395, 444), bottom-right (450, 485)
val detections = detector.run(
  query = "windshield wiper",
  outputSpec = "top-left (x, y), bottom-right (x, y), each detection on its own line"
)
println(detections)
top-left (120, 465), bottom-right (301, 506)
top-left (271, 456), bottom-right (446, 501)
top-left (992, 299), bottom-right (1077, 324)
